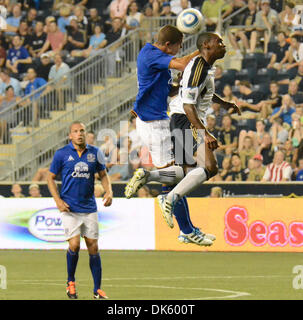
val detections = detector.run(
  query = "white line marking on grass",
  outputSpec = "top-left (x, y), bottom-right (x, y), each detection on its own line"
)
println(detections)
top-left (10, 282), bottom-right (250, 300)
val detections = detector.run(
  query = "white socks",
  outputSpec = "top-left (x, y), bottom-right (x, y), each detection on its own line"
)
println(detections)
top-left (147, 165), bottom-right (185, 185)
top-left (166, 167), bottom-right (208, 203)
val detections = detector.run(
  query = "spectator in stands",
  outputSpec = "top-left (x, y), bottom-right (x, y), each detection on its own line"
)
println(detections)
top-left (28, 183), bottom-right (42, 197)
top-left (201, 0), bottom-right (232, 32)
top-left (94, 182), bottom-right (105, 197)
top-left (208, 102), bottom-right (227, 127)
top-left (206, 114), bottom-right (219, 139)
top-left (289, 116), bottom-right (303, 148)
top-left (222, 84), bottom-right (238, 105)
top-left (214, 65), bottom-right (225, 96)
top-left (48, 53), bottom-right (70, 82)
top-left (6, 3), bottom-right (22, 36)
top-left (48, 53), bottom-right (70, 109)
top-left (228, 0), bottom-right (257, 57)
top-left (39, 21), bottom-right (65, 58)
top-left (137, 185), bottom-right (152, 198)
top-left (99, 134), bottom-right (118, 169)
top-left (285, 35), bottom-right (303, 77)
top-left (170, 0), bottom-right (191, 16)
top-left (28, 20), bottom-right (47, 58)
top-left (279, 1), bottom-right (301, 35)
top-left (247, 154), bottom-right (266, 181)
top-left (250, 0), bottom-right (278, 54)
top-left (160, 2), bottom-right (177, 18)
top-left (288, 80), bottom-right (303, 105)
top-left (0, 35), bottom-right (6, 68)
top-left (69, 5), bottom-right (88, 37)
top-left (25, 67), bottom-right (47, 96)
top-left (214, 156), bottom-right (231, 181)
top-left (86, 131), bottom-right (96, 145)
top-left (71, 24), bottom-right (107, 58)
top-left (110, 0), bottom-right (130, 20)
top-left (64, 17), bottom-right (86, 53)
top-left (0, 85), bottom-right (21, 143)
top-left (6, 35), bottom-right (32, 79)
top-left (209, 186), bottom-right (223, 198)
top-left (225, 153), bottom-right (248, 181)
top-left (283, 139), bottom-right (294, 166)
top-left (217, 114), bottom-right (238, 156)
top-left (239, 135), bottom-right (255, 169)
top-left (107, 148), bottom-right (133, 181)
top-left (106, 17), bottom-right (125, 46)
top-left (279, 60), bottom-right (303, 91)
top-left (37, 53), bottom-right (54, 81)
top-left (270, 94), bottom-right (295, 126)
top-left (259, 81), bottom-right (282, 119)
top-left (44, 16), bottom-right (56, 33)
top-left (295, 158), bottom-right (303, 180)
top-left (262, 150), bottom-right (292, 181)
top-left (10, 183), bottom-right (25, 197)
top-left (267, 31), bottom-right (290, 70)
top-left (125, 1), bottom-right (142, 30)
top-left (25, 8), bottom-right (38, 33)
top-left (271, 117), bottom-right (289, 148)
top-left (17, 20), bottom-right (31, 49)
top-left (257, 132), bottom-right (274, 165)
top-left (57, 5), bottom-right (72, 34)
top-left (234, 81), bottom-right (263, 121)
top-left (0, 68), bottom-right (22, 99)
top-left (87, 8), bottom-right (103, 36)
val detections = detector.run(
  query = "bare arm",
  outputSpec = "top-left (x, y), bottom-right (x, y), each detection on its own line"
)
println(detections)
top-left (184, 103), bottom-right (218, 151)
top-left (169, 50), bottom-right (200, 71)
top-left (98, 169), bottom-right (113, 207)
top-left (212, 93), bottom-right (241, 115)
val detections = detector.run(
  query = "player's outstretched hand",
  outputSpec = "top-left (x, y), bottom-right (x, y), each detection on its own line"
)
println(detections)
top-left (224, 101), bottom-right (241, 115)
top-left (103, 191), bottom-right (113, 207)
top-left (205, 132), bottom-right (219, 151)
top-left (56, 199), bottom-right (70, 212)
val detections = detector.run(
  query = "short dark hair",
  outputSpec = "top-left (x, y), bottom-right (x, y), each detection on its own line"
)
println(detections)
top-left (156, 25), bottom-right (183, 45)
top-left (5, 85), bottom-right (14, 92)
top-left (196, 32), bottom-right (216, 51)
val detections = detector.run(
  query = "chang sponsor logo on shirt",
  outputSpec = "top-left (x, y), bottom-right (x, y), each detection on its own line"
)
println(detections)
top-left (71, 161), bottom-right (90, 179)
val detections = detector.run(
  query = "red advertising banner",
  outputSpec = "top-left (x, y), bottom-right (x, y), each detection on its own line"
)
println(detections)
top-left (155, 198), bottom-right (303, 252)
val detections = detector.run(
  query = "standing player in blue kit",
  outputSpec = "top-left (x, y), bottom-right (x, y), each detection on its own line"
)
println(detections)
top-left (47, 121), bottom-right (113, 300)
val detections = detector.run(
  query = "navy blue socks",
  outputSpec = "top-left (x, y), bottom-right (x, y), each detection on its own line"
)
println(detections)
top-left (66, 248), bottom-right (79, 282)
top-left (89, 253), bottom-right (102, 293)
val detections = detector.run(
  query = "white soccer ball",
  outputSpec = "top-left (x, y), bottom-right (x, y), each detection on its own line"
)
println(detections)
top-left (176, 8), bottom-right (203, 35)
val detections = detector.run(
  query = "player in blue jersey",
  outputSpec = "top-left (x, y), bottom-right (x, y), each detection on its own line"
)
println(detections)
top-left (125, 25), bottom-right (215, 246)
top-left (127, 33), bottom-right (240, 246)
top-left (47, 121), bottom-right (113, 300)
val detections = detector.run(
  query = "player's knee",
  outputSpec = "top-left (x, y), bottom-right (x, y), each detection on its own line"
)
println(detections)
top-left (87, 242), bottom-right (99, 255)
top-left (69, 244), bottom-right (80, 253)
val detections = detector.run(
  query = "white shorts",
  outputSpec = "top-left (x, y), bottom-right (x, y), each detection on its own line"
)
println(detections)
top-left (62, 212), bottom-right (99, 240)
top-left (136, 117), bottom-right (174, 168)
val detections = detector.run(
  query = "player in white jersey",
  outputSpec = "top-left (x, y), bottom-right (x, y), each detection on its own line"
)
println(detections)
top-left (159, 32), bottom-right (241, 224)
top-left (126, 33), bottom-right (240, 242)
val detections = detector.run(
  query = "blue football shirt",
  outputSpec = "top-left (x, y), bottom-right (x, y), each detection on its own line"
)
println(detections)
top-left (7, 47), bottom-right (30, 73)
top-left (133, 43), bottom-right (174, 121)
top-left (49, 142), bottom-right (106, 213)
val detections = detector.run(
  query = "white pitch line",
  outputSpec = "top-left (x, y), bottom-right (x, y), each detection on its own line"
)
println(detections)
top-left (6, 282), bottom-right (250, 300)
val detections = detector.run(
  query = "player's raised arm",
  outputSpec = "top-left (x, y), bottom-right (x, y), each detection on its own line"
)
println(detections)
top-left (98, 169), bottom-right (113, 207)
top-left (169, 49), bottom-right (200, 71)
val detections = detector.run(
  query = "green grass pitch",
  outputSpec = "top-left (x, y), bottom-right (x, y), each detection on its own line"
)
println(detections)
top-left (0, 250), bottom-right (303, 300)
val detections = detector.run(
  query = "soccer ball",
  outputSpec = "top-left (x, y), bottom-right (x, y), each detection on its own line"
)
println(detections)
top-left (176, 8), bottom-right (203, 35)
